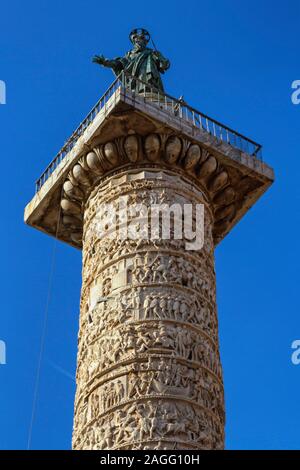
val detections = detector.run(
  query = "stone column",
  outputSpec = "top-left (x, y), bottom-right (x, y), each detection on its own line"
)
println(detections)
top-left (71, 147), bottom-right (225, 449)
top-left (24, 88), bottom-right (274, 451)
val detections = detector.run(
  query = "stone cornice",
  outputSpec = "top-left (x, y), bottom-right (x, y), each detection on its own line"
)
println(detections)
top-left (59, 131), bottom-right (264, 247)
top-left (24, 91), bottom-right (274, 248)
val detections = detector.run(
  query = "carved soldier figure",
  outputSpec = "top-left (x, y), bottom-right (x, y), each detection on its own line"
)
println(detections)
top-left (180, 300), bottom-right (189, 322)
top-left (127, 373), bottom-right (137, 398)
top-left (172, 297), bottom-right (181, 319)
top-left (101, 419), bottom-right (115, 449)
top-left (91, 390), bottom-right (99, 417)
top-left (115, 379), bottom-right (125, 404)
top-left (143, 295), bottom-right (151, 318)
top-left (149, 413), bottom-right (160, 440)
top-left (155, 323), bottom-right (174, 349)
top-left (149, 297), bottom-right (160, 319)
top-left (151, 255), bottom-right (168, 283)
top-left (159, 296), bottom-right (167, 318)
top-left (136, 405), bottom-right (152, 441)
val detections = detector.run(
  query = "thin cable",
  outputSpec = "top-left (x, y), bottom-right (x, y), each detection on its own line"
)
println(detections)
top-left (27, 185), bottom-right (64, 449)
top-left (151, 37), bottom-right (158, 52)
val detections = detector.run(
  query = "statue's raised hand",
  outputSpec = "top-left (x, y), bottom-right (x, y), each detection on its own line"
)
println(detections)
top-left (92, 54), bottom-right (107, 66)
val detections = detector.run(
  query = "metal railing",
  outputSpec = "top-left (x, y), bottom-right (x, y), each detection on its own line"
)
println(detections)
top-left (35, 71), bottom-right (262, 192)
top-left (35, 76), bottom-right (122, 192)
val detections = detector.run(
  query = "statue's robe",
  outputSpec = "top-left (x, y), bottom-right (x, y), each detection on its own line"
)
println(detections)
top-left (111, 47), bottom-right (170, 93)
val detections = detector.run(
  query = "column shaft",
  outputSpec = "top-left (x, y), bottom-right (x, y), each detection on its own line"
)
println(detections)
top-left (72, 168), bottom-right (225, 450)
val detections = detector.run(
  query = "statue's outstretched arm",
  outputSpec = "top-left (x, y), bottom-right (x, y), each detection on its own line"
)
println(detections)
top-left (92, 55), bottom-right (124, 75)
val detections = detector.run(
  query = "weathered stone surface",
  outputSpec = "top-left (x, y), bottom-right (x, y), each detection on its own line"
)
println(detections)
top-left (24, 86), bottom-right (274, 450)
top-left (72, 169), bottom-right (224, 450)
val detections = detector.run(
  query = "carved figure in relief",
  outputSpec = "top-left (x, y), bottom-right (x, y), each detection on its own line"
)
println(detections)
top-left (101, 420), bottom-right (115, 449)
top-left (144, 134), bottom-right (161, 161)
top-left (151, 256), bottom-right (168, 283)
top-left (124, 135), bottom-right (139, 162)
top-left (172, 297), bottom-right (180, 318)
top-left (143, 296), bottom-right (159, 319)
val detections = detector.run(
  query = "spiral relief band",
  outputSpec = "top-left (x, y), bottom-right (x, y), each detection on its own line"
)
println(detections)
top-left (72, 169), bottom-right (225, 450)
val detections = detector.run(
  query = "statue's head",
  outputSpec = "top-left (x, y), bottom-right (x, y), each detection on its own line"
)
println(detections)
top-left (129, 28), bottom-right (150, 50)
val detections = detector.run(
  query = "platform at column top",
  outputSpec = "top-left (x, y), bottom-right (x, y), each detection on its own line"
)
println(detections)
top-left (24, 75), bottom-right (274, 249)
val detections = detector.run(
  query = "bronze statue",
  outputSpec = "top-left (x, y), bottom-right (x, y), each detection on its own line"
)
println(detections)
top-left (93, 28), bottom-right (170, 93)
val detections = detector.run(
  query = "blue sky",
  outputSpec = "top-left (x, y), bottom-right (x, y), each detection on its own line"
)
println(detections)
top-left (0, 0), bottom-right (299, 450)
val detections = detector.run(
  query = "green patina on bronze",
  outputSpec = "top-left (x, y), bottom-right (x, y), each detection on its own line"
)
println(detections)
top-left (93, 28), bottom-right (170, 93)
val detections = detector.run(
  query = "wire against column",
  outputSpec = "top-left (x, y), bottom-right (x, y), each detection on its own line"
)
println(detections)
top-left (27, 183), bottom-right (64, 450)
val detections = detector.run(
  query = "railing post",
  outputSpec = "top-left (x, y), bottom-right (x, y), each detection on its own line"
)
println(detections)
top-left (199, 114), bottom-right (202, 129)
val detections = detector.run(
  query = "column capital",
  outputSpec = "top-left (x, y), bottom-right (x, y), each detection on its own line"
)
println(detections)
top-left (24, 89), bottom-right (274, 248)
